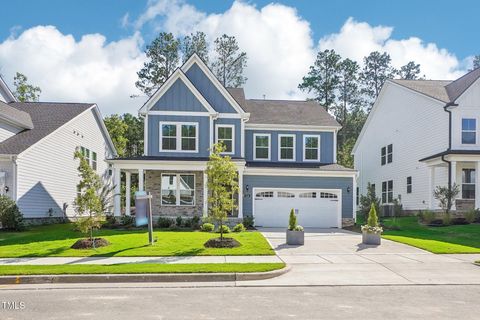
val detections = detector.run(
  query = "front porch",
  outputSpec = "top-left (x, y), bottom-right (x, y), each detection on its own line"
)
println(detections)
top-left (108, 157), bottom-right (246, 219)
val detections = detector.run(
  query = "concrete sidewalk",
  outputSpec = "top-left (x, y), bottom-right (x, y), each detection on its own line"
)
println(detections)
top-left (0, 255), bottom-right (283, 265)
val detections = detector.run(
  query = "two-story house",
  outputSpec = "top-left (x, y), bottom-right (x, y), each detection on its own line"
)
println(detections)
top-left (109, 54), bottom-right (357, 228)
top-left (0, 75), bottom-right (116, 222)
top-left (353, 68), bottom-right (480, 213)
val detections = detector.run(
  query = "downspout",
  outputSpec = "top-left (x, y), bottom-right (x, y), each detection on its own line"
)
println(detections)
top-left (441, 102), bottom-right (457, 209)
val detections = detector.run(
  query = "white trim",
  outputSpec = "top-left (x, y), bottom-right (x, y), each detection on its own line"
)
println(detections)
top-left (109, 159), bottom-right (246, 172)
top-left (159, 121), bottom-right (199, 153)
top-left (303, 134), bottom-right (321, 162)
top-left (240, 119), bottom-right (245, 158)
top-left (252, 187), bottom-right (342, 228)
top-left (278, 134), bottom-right (296, 161)
top-left (139, 69), bottom-right (217, 115)
top-left (244, 166), bottom-right (356, 178)
top-left (148, 111), bottom-right (211, 117)
top-left (333, 129), bottom-right (337, 163)
top-left (461, 117), bottom-right (478, 146)
top-left (143, 114), bottom-right (148, 155)
top-left (0, 75), bottom-right (16, 103)
top-left (245, 123), bottom-right (340, 131)
top-left (125, 171), bottom-right (131, 216)
top-left (218, 113), bottom-right (249, 119)
top-left (253, 133), bottom-right (271, 161)
top-left (215, 124), bottom-right (235, 155)
top-left (181, 54), bottom-right (247, 115)
top-left (203, 172), bottom-right (208, 216)
top-left (160, 173), bottom-right (196, 207)
top-left (238, 170), bottom-right (244, 218)
top-left (113, 168), bottom-right (121, 216)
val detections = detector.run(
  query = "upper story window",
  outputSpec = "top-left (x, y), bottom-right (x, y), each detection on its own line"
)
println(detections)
top-left (254, 134), bottom-right (270, 160)
top-left (462, 118), bottom-right (476, 144)
top-left (382, 180), bottom-right (393, 204)
top-left (80, 146), bottom-right (97, 171)
top-left (216, 125), bottom-right (234, 154)
top-left (279, 134), bottom-right (295, 161)
top-left (160, 122), bottom-right (198, 152)
top-left (407, 176), bottom-right (412, 194)
top-left (381, 144), bottom-right (393, 165)
top-left (303, 135), bottom-right (320, 161)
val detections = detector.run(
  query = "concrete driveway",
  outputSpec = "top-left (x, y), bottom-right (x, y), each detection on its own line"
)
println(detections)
top-left (243, 228), bottom-right (480, 286)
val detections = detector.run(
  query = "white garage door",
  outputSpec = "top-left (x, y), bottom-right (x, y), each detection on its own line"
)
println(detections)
top-left (253, 188), bottom-right (341, 228)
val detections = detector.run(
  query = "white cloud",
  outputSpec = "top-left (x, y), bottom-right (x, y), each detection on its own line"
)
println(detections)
top-left (0, 26), bottom-right (146, 115)
top-left (319, 17), bottom-right (465, 79)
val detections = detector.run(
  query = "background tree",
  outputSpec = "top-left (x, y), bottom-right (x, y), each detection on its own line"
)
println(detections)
top-left (123, 113), bottom-right (144, 157)
top-left (206, 143), bottom-right (239, 241)
top-left (472, 55), bottom-right (480, 70)
top-left (433, 183), bottom-right (460, 215)
top-left (299, 49), bottom-right (341, 111)
top-left (359, 182), bottom-right (380, 216)
top-left (211, 34), bottom-right (247, 88)
top-left (397, 61), bottom-right (422, 80)
top-left (360, 51), bottom-right (396, 108)
top-left (13, 72), bottom-right (41, 102)
top-left (104, 114), bottom-right (128, 157)
top-left (181, 31), bottom-right (209, 63)
top-left (136, 32), bottom-right (180, 96)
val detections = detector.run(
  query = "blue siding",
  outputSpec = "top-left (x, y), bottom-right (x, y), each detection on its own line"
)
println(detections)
top-left (185, 63), bottom-right (237, 113)
top-left (245, 130), bottom-right (334, 163)
top-left (147, 115), bottom-right (210, 157)
top-left (151, 78), bottom-right (208, 112)
top-left (213, 118), bottom-right (242, 158)
top-left (243, 175), bottom-right (354, 219)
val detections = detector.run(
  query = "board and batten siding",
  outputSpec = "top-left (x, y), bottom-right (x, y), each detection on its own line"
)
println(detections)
top-left (15, 108), bottom-right (113, 218)
top-left (150, 78), bottom-right (208, 113)
top-left (354, 82), bottom-right (449, 211)
top-left (245, 129), bottom-right (334, 163)
top-left (243, 175), bottom-right (354, 219)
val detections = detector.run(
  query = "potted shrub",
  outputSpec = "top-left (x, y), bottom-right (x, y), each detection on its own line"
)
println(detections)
top-left (361, 203), bottom-right (383, 245)
top-left (286, 209), bottom-right (304, 245)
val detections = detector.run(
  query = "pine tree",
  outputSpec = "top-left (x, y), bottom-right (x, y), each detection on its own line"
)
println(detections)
top-left (181, 31), bottom-right (209, 63)
top-left (359, 51), bottom-right (396, 108)
top-left (211, 34), bottom-right (247, 88)
top-left (397, 61), bottom-right (422, 80)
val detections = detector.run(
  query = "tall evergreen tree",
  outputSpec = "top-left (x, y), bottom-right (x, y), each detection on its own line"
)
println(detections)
top-left (473, 55), bottom-right (480, 70)
top-left (181, 31), bottom-right (209, 64)
top-left (299, 49), bottom-right (341, 111)
top-left (136, 32), bottom-right (180, 96)
top-left (397, 61), bottom-right (421, 80)
top-left (123, 113), bottom-right (144, 157)
top-left (335, 58), bottom-right (360, 132)
top-left (104, 115), bottom-right (128, 157)
top-left (211, 34), bottom-right (247, 88)
top-left (13, 72), bottom-right (41, 102)
top-left (360, 51), bottom-right (396, 108)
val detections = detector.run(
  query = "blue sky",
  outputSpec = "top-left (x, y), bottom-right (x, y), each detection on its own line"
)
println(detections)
top-left (0, 0), bottom-right (477, 115)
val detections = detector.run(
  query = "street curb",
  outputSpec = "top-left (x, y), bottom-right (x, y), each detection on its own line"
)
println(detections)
top-left (0, 266), bottom-right (290, 284)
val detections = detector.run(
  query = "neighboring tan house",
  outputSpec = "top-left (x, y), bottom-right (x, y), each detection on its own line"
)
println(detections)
top-left (353, 68), bottom-right (480, 213)
top-left (0, 76), bottom-right (116, 221)
top-left (109, 54), bottom-right (357, 228)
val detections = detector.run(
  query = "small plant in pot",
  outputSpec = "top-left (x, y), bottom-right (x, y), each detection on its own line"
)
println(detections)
top-left (286, 209), bottom-right (304, 245)
top-left (361, 203), bottom-right (383, 245)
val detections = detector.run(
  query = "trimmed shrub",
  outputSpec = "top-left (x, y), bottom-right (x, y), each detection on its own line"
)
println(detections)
top-left (243, 216), bottom-right (254, 229)
top-left (191, 215), bottom-right (201, 229)
top-left (233, 223), bottom-right (246, 232)
top-left (465, 209), bottom-right (477, 224)
top-left (288, 209), bottom-right (297, 231)
top-left (176, 216), bottom-right (183, 227)
top-left (0, 195), bottom-right (24, 231)
top-left (367, 203), bottom-right (379, 227)
top-left (200, 223), bottom-right (214, 232)
top-left (157, 217), bottom-right (173, 228)
top-left (183, 218), bottom-right (193, 228)
top-left (120, 215), bottom-right (135, 226)
top-left (216, 225), bottom-right (231, 234)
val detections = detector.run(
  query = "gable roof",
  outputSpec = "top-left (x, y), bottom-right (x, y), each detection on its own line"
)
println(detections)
top-left (227, 88), bottom-right (340, 127)
top-left (0, 101), bottom-right (34, 129)
top-left (445, 67), bottom-right (480, 102)
top-left (0, 102), bottom-right (94, 155)
top-left (0, 75), bottom-right (17, 103)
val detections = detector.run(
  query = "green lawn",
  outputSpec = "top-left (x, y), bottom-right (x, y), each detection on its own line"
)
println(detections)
top-left (0, 263), bottom-right (285, 275)
top-left (378, 216), bottom-right (480, 254)
top-left (0, 224), bottom-right (274, 257)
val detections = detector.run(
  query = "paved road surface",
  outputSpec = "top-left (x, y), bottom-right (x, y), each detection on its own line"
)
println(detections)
top-left (1, 283), bottom-right (479, 319)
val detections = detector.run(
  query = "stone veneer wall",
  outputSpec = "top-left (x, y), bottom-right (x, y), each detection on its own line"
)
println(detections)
top-left (145, 170), bottom-right (204, 217)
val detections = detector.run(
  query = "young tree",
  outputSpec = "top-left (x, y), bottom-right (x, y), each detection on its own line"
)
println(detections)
top-left (360, 51), bottom-right (396, 108)
top-left (136, 32), bottom-right (180, 96)
top-left (181, 31), bottom-right (209, 64)
top-left (211, 34), bottom-right (247, 88)
top-left (104, 114), bottom-right (128, 157)
top-left (299, 49), bottom-right (341, 111)
top-left (13, 72), bottom-right (41, 102)
top-left (397, 61), bottom-right (422, 80)
top-left (206, 143), bottom-right (239, 240)
top-left (473, 55), bottom-right (480, 70)
top-left (433, 183), bottom-right (460, 215)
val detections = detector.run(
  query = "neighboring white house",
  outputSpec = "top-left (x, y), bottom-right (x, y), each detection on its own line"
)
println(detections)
top-left (353, 68), bottom-right (480, 213)
top-left (0, 76), bottom-right (116, 221)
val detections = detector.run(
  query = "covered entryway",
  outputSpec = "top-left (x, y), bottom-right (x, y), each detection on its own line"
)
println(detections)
top-left (253, 188), bottom-right (341, 228)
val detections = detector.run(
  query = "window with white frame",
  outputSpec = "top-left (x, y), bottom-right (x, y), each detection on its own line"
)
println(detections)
top-left (161, 174), bottom-right (195, 206)
top-left (254, 134), bottom-right (270, 160)
top-left (462, 118), bottom-right (476, 144)
top-left (382, 180), bottom-right (393, 204)
top-left (303, 135), bottom-right (320, 161)
top-left (407, 176), bottom-right (412, 194)
top-left (91, 151), bottom-right (97, 170)
top-left (79, 146), bottom-right (97, 171)
top-left (381, 144), bottom-right (393, 165)
top-left (160, 122), bottom-right (198, 152)
top-left (216, 125), bottom-right (234, 154)
top-left (279, 134), bottom-right (295, 161)
top-left (462, 169), bottom-right (475, 199)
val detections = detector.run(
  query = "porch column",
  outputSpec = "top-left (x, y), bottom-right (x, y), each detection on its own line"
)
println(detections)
top-left (238, 170), bottom-right (243, 218)
top-left (429, 166), bottom-right (436, 210)
top-left (476, 162), bottom-right (480, 210)
top-left (203, 172), bottom-right (208, 217)
top-left (138, 169), bottom-right (144, 192)
top-left (125, 171), bottom-right (131, 216)
top-left (113, 167), bottom-right (121, 216)
top-left (451, 161), bottom-right (457, 210)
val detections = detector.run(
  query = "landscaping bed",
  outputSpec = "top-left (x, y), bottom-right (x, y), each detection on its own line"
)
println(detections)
top-left (0, 263), bottom-right (285, 275)
top-left (0, 223), bottom-right (275, 257)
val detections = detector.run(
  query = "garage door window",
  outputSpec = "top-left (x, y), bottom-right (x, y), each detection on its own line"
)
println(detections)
top-left (278, 191), bottom-right (295, 198)
top-left (299, 192), bottom-right (316, 198)
top-left (256, 191), bottom-right (273, 198)
top-left (320, 192), bottom-right (338, 198)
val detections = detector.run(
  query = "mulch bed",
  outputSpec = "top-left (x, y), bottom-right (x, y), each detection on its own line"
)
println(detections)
top-left (204, 237), bottom-right (241, 248)
top-left (71, 238), bottom-right (110, 249)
